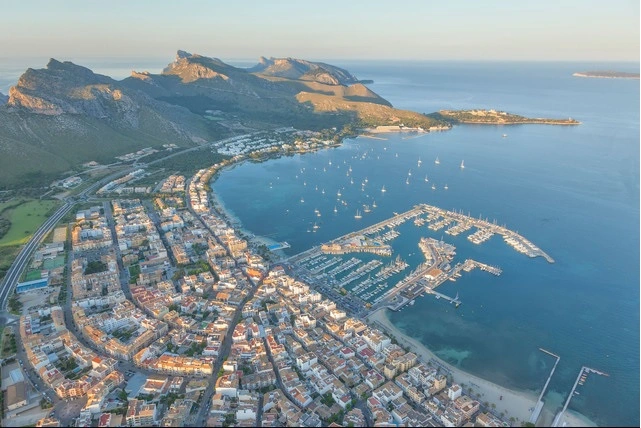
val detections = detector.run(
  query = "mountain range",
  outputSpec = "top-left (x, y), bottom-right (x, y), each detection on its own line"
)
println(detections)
top-left (0, 51), bottom-right (445, 188)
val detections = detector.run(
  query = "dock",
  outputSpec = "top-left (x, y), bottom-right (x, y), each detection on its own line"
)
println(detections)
top-left (529, 348), bottom-right (560, 425)
top-left (552, 366), bottom-right (609, 427)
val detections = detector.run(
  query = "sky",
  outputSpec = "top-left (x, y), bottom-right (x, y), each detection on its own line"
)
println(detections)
top-left (0, 0), bottom-right (639, 63)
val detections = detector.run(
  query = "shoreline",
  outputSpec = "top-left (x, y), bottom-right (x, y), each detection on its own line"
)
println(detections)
top-left (367, 308), bottom-right (597, 427)
top-left (205, 133), bottom-right (598, 427)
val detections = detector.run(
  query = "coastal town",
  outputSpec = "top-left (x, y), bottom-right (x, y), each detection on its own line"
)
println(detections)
top-left (0, 132), bottom-right (531, 428)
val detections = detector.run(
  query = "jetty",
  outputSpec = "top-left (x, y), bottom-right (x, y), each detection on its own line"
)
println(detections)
top-left (552, 366), bottom-right (609, 427)
top-left (529, 348), bottom-right (560, 425)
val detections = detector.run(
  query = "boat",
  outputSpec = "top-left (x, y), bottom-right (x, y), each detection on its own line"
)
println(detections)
top-left (435, 156), bottom-right (440, 165)
top-left (409, 299), bottom-right (415, 306)
top-left (417, 157), bottom-right (422, 167)
top-left (435, 295), bottom-right (441, 300)
top-left (372, 200), bottom-right (377, 208)
top-left (303, 181), bottom-right (307, 186)
top-left (329, 160), bottom-right (332, 165)
top-left (408, 169), bottom-right (412, 176)
top-left (364, 177), bottom-right (368, 183)
top-left (317, 211), bottom-right (322, 217)
top-left (313, 222), bottom-right (320, 230)
top-left (300, 198), bottom-right (305, 203)
top-left (502, 134), bottom-right (507, 138)
top-left (355, 210), bottom-right (362, 219)
top-left (381, 185), bottom-right (386, 193)
top-left (460, 160), bottom-right (465, 169)
top-left (444, 184), bottom-right (448, 190)
top-left (424, 175), bottom-right (428, 182)
top-left (337, 190), bottom-right (342, 197)
top-left (350, 178), bottom-right (354, 184)
top-left (321, 189), bottom-right (325, 194)
top-left (406, 177), bottom-right (410, 185)
top-left (431, 184), bottom-right (436, 190)
top-left (334, 206), bottom-right (338, 213)
top-left (395, 153), bottom-right (399, 158)
top-left (363, 205), bottom-right (371, 213)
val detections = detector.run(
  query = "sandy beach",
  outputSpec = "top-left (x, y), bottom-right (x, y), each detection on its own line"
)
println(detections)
top-left (367, 308), bottom-right (596, 427)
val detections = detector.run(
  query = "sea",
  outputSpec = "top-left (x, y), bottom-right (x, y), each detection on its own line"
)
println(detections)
top-left (1, 58), bottom-right (638, 426)
top-left (211, 61), bottom-right (640, 426)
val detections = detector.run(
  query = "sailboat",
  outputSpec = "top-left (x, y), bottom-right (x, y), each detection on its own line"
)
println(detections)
top-left (364, 177), bottom-right (368, 183)
top-left (313, 222), bottom-right (320, 230)
top-left (460, 160), bottom-right (465, 169)
top-left (337, 189), bottom-right (342, 197)
top-left (381, 185), bottom-right (386, 193)
top-left (406, 177), bottom-right (410, 185)
top-left (431, 184), bottom-right (436, 190)
top-left (417, 157), bottom-right (422, 167)
top-left (321, 188), bottom-right (325, 194)
top-left (355, 210), bottom-right (362, 219)
top-left (334, 206), bottom-right (338, 213)
top-left (372, 200), bottom-right (377, 208)
top-left (350, 178), bottom-right (354, 184)
top-left (424, 175), bottom-right (429, 182)
top-left (300, 197), bottom-right (305, 203)
top-left (363, 205), bottom-right (371, 213)
top-left (434, 156), bottom-right (440, 165)
top-left (444, 184), bottom-right (448, 190)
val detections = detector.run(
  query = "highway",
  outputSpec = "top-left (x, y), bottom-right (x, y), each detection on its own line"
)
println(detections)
top-left (0, 201), bottom-right (73, 311)
top-left (0, 165), bottom-right (138, 313)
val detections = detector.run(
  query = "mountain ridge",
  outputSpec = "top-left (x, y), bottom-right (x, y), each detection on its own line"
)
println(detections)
top-left (0, 51), bottom-right (446, 188)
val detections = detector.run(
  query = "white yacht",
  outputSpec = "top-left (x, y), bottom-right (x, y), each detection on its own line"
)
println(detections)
top-left (460, 160), bottom-right (465, 169)
top-left (435, 156), bottom-right (440, 165)
top-left (355, 210), bottom-right (362, 219)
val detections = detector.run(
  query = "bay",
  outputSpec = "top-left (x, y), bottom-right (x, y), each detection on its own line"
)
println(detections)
top-left (212, 61), bottom-right (640, 426)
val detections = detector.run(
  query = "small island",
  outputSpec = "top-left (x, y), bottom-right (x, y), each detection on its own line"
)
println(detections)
top-left (427, 109), bottom-right (581, 125)
top-left (573, 71), bottom-right (640, 79)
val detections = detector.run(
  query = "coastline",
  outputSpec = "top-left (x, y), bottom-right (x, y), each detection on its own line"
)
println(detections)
top-left (205, 132), bottom-right (600, 427)
top-left (208, 166), bottom-right (288, 259)
top-left (453, 120), bottom-right (581, 125)
top-left (367, 308), bottom-right (597, 427)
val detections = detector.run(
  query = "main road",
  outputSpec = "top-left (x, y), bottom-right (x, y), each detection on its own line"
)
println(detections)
top-left (0, 165), bottom-right (141, 313)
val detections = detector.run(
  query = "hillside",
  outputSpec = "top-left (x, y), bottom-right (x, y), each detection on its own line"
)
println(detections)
top-left (0, 59), bottom-right (224, 187)
top-left (427, 109), bottom-right (580, 125)
top-left (0, 52), bottom-right (449, 189)
top-left (249, 56), bottom-right (360, 85)
top-left (573, 71), bottom-right (640, 79)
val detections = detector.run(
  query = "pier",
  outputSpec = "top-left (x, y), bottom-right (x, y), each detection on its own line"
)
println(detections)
top-left (529, 348), bottom-right (560, 425)
top-left (552, 366), bottom-right (609, 427)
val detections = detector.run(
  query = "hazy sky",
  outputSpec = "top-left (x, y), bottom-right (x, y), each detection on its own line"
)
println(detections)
top-left (1, 0), bottom-right (639, 62)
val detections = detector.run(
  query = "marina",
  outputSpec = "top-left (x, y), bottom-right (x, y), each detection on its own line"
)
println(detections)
top-left (288, 203), bottom-right (546, 311)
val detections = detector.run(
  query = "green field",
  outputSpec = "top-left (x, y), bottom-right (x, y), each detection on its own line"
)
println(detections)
top-left (0, 199), bottom-right (60, 247)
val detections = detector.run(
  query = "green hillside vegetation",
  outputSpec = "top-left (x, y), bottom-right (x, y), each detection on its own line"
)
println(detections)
top-left (426, 109), bottom-right (580, 125)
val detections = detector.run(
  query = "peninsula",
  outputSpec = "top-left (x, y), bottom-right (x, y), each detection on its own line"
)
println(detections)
top-left (428, 109), bottom-right (581, 125)
top-left (573, 71), bottom-right (640, 79)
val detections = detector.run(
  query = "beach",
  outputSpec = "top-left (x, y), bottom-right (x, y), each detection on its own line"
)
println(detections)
top-left (367, 308), bottom-right (596, 427)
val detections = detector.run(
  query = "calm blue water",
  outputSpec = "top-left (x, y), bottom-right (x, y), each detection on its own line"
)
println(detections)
top-left (212, 62), bottom-right (639, 426)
